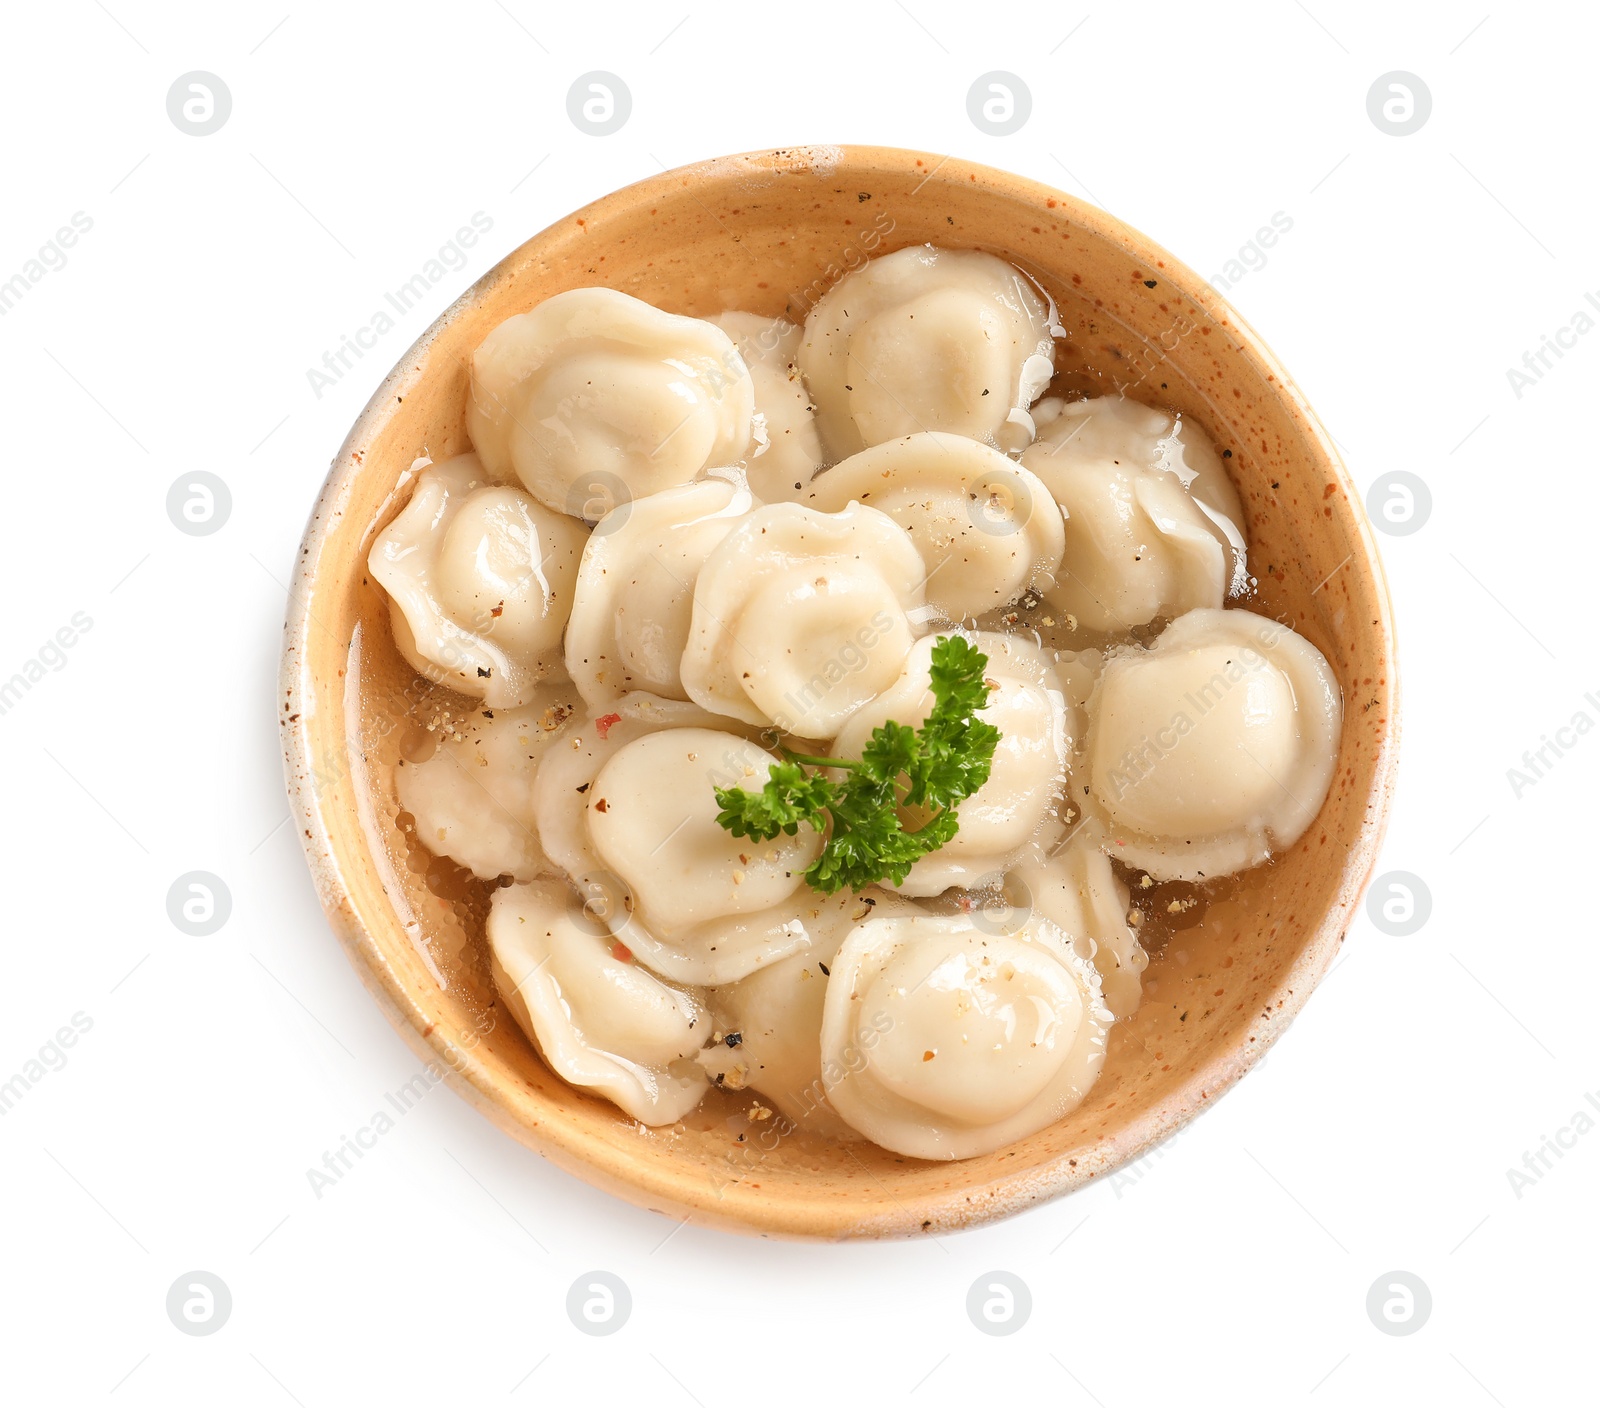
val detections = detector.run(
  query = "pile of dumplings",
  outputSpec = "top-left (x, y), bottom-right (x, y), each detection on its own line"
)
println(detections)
top-left (367, 245), bottom-right (1343, 1162)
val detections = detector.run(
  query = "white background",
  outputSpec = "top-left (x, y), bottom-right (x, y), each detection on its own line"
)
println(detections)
top-left (2, 1), bottom-right (1594, 1403)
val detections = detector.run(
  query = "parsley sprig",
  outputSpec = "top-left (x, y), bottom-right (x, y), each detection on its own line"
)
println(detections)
top-left (713, 636), bottom-right (1002, 894)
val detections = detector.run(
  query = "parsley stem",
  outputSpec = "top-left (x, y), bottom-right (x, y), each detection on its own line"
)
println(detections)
top-left (781, 749), bottom-right (860, 771)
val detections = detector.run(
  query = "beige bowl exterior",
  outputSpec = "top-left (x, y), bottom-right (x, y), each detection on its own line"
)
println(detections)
top-left (280, 146), bottom-right (1397, 1240)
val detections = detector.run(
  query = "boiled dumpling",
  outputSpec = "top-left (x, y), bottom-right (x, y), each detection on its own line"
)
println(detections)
top-left (806, 432), bottom-right (1064, 621)
top-left (467, 287), bottom-right (755, 518)
top-left (488, 878), bottom-right (709, 1124)
top-left (820, 912), bottom-right (1110, 1159)
top-left (564, 477), bottom-right (758, 707)
top-left (699, 888), bottom-right (919, 1135)
top-left (1021, 395), bottom-right (1248, 633)
top-left (1032, 396), bottom-right (1245, 547)
top-left (799, 246), bottom-right (1059, 460)
top-left (1081, 608), bottom-right (1342, 880)
top-left (395, 689), bottom-right (578, 882)
top-left (618, 891), bottom-right (846, 988)
top-left (532, 703), bottom-right (827, 984)
top-left (1012, 835), bottom-right (1147, 1018)
top-left (680, 502), bottom-right (928, 739)
top-left (530, 694), bottom-right (735, 887)
top-left (830, 632), bottom-right (1073, 897)
top-left (710, 312), bottom-right (824, 501)
top-left (369, 453), bottom-right (589, 706)
top-left (588, 727), bottom-right (821, 946)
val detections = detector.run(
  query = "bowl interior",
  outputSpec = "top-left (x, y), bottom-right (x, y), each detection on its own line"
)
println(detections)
top-left (282, 145), bottom-right (1396, 1239)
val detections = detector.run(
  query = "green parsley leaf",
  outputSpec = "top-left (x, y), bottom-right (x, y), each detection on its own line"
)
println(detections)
top-left (711, 636), bottom-right (1000, 894)
top-left (906, 634), bottom-right (1002, 810)
top-left (714, 759), bottom-right (833, 840)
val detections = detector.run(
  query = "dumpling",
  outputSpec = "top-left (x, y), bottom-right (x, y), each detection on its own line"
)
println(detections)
top-left (488, 878), bottom-right (709, 1124)
top-left (618, 888), bottom-right (860, 989)
top-left (1021, 396), bottom-right (1248, 633)
top-left (806, 432), bottom-right (1064, 621)
top-left (585, 728), bottom-right (847, 985)
top-left (680, 502), bottom-right (928, 739)
top-left (564, 477), bottom-right (759, 707)
top-left (1081, 607), bottom-right (1342, 881)
top-left (830, 632), bottom-right (1073, 897)
top-left (588, 727), bottom-right (821, 939)
top-left (1032, 394), bottom-right (1246, 564)
top-left (698, 888), bottom-right (919, 1135)
top-left (709, 312), bottom-right (825, 501)
top-left (370, 452), bottom-right (589, 707)
top-left (531, 704), bottom-right (826, 984)
top-left (467, 287), bottom-right (755, 517)
top-left (395, 689), bottom-right (578, 882)
top-left (530, 694), bottom-right (735, 885)
top-left (1012, 835), bottom-right (1147, 1018)
top-left (797, 245), bottom-right (1059, 460)
top-left (820, 912), bottom-right (1110, 1159)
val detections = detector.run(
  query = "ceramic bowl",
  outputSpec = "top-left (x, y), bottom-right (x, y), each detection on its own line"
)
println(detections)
top-left (280, 145), bottom-right (1397, 1239)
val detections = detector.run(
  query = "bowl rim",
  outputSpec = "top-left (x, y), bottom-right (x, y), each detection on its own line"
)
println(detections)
top-left (279, 143), bottom-right (1399, 1239)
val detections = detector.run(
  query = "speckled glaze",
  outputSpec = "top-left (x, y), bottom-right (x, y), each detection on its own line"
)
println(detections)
top-left (280, 147), bottom-right (1397, 1240)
